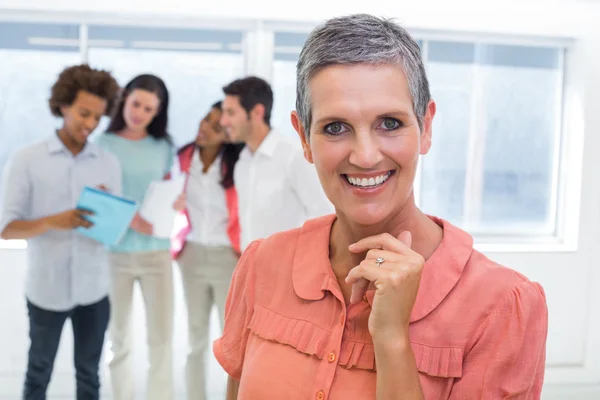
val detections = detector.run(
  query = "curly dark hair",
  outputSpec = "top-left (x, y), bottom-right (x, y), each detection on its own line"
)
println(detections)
top-left (49, 64), bottom-right (120, 117)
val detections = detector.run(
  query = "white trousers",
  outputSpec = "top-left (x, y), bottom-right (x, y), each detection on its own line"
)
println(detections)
top-left (107, 251), bottom-right (174, 400)
top-left (177, 243), bottom-right (238, 400)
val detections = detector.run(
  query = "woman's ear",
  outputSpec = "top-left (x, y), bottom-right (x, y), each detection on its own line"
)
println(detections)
top-left (291, 111), bottom-right (313, 163)
top-left (420, 100), bottom-right (436, 156)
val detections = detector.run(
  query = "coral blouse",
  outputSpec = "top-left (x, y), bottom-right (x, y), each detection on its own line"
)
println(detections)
top-left (213, 215), bottom-right (548, 399)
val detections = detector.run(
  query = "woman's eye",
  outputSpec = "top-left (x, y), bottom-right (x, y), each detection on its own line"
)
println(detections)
top-left (325, 122), bottom-right (347, 135)
top-left (381, 118), bottom-right (401, 130)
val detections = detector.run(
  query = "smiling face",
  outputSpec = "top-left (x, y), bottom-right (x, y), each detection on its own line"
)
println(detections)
top-left (292, 63), bottom-right (436, 227)
top-left (195, 106), bottom-right (226, 147)
top-left (60, 90), bottom-right (107, 146)
top-left (220, 95), bottom-right (253, 144)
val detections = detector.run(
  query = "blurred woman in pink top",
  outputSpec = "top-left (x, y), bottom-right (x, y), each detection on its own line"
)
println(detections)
top-left (214, 14), bottom-right (548, 400)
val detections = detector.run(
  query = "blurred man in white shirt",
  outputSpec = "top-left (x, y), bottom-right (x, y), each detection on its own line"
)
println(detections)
top-left (221, 76), bottom-right (333, 251)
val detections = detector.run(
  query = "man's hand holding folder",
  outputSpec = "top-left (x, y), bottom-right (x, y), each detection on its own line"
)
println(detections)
top-left (46, 208), bottom-right (95, 230)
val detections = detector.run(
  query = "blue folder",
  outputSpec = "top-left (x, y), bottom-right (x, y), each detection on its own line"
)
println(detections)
top-left (75, 186), bottom-right (138, 246)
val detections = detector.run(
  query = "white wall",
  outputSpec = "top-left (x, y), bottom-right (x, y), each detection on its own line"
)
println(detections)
top-left (0, 0), bottom-right (597, 37)
top-left (1, 0), bottom-right (600, 398)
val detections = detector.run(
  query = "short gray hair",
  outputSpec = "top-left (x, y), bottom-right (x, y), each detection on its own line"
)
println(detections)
top-left (296, 14), bottom-right (431, 137)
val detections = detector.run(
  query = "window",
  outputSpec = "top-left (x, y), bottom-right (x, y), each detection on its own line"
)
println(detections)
top-left (270, 33), bottom-right (566, 238)
top-left (87, 25), bottom-right (245, 146)
top-left (0, 17), bottom-right (569, 243)
top-left (0, 22), bottom-right (81, 196)
top-left (422, 41), bottom-right (564, 236)
top-left (0, 21), bottom-right (246, 248)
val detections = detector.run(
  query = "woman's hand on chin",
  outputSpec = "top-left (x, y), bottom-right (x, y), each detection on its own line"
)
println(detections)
top-left (345, 231), bottom-right (424, 344)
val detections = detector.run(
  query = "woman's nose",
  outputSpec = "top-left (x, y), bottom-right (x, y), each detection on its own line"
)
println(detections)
top-left (348, 131), bottom-right (384, 169)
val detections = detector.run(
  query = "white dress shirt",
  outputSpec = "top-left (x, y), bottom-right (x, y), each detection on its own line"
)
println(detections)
top-left (0, 134), bottom-right (122, 311)
top-left (186, 149), bottom-right (230, 247)
top-left (234, 131), bottom-right (334, 251)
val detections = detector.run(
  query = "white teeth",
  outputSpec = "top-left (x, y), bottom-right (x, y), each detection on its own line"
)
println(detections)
top-left (346, 172), bottom-right (391, 188)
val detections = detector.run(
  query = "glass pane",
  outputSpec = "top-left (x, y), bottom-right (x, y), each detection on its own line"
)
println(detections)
top-left (271, 32), bottom-right (308, 140)
top-left (0, 22), bottom-right (81, 195)
top-left (477, 44), bottom-right (563, 234)
top-left (87, 26), bottom-right (245, 146)
top-left (421, 41), bottom-right (563, 235)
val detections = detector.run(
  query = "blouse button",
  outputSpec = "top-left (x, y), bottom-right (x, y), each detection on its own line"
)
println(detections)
top-left (328, 352), bottom-right (336, 363)
top-left (317, 391), bottom-right (325, 400)
top-left (339, 314), bottom-right (345, 325)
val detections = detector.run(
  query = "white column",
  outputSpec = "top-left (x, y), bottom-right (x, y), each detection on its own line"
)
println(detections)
top-left (79, 23), bottom-right (89, 63)
top-left (242, 21), bottom-right (275, 82)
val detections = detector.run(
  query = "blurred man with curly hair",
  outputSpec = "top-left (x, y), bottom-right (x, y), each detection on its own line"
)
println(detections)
top-left (0, 64), bottom-right (121, 400)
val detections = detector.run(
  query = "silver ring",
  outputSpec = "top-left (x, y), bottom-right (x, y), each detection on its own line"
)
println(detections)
top-left (375, 257), bottom-right (385, 267)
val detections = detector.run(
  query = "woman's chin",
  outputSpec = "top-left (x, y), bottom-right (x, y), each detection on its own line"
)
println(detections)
top-left (338, 205), bottom-right (390, 227)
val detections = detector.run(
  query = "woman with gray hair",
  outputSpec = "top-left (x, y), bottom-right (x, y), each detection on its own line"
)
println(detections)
top-left (214, 14), bottom-right (548, 399)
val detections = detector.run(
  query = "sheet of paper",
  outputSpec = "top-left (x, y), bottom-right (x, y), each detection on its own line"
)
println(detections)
top-left (139, 176), bottom-right (185, 238)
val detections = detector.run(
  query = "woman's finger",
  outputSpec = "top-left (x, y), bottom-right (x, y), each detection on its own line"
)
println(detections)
top-left (346, 263), bottom-right (394, 304)
top-left (349, 278), bottom-right (370, 304)
top-left (349, 231), bottom-right (413, 254)
top-left (364, 249), bottom-right (402, 264)
top-left (346, 260), bottom-right (399, 283)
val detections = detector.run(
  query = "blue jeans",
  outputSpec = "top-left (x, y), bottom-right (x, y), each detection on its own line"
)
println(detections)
top-left (23, 297), bottom-right (110, 400)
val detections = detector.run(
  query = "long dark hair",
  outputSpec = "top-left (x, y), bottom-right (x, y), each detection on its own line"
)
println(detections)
top-left (178, 101), bottom-right (244, 189)
top-left (220, 142), bottom-right (245, 189)
top-left (106, 74), bottom-right (172, 142)
top-left (213, 101), bottom-right (245, 189)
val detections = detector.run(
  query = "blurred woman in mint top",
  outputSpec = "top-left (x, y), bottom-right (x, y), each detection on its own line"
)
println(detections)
top-left (95, 74), bottom-right (175, 400)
